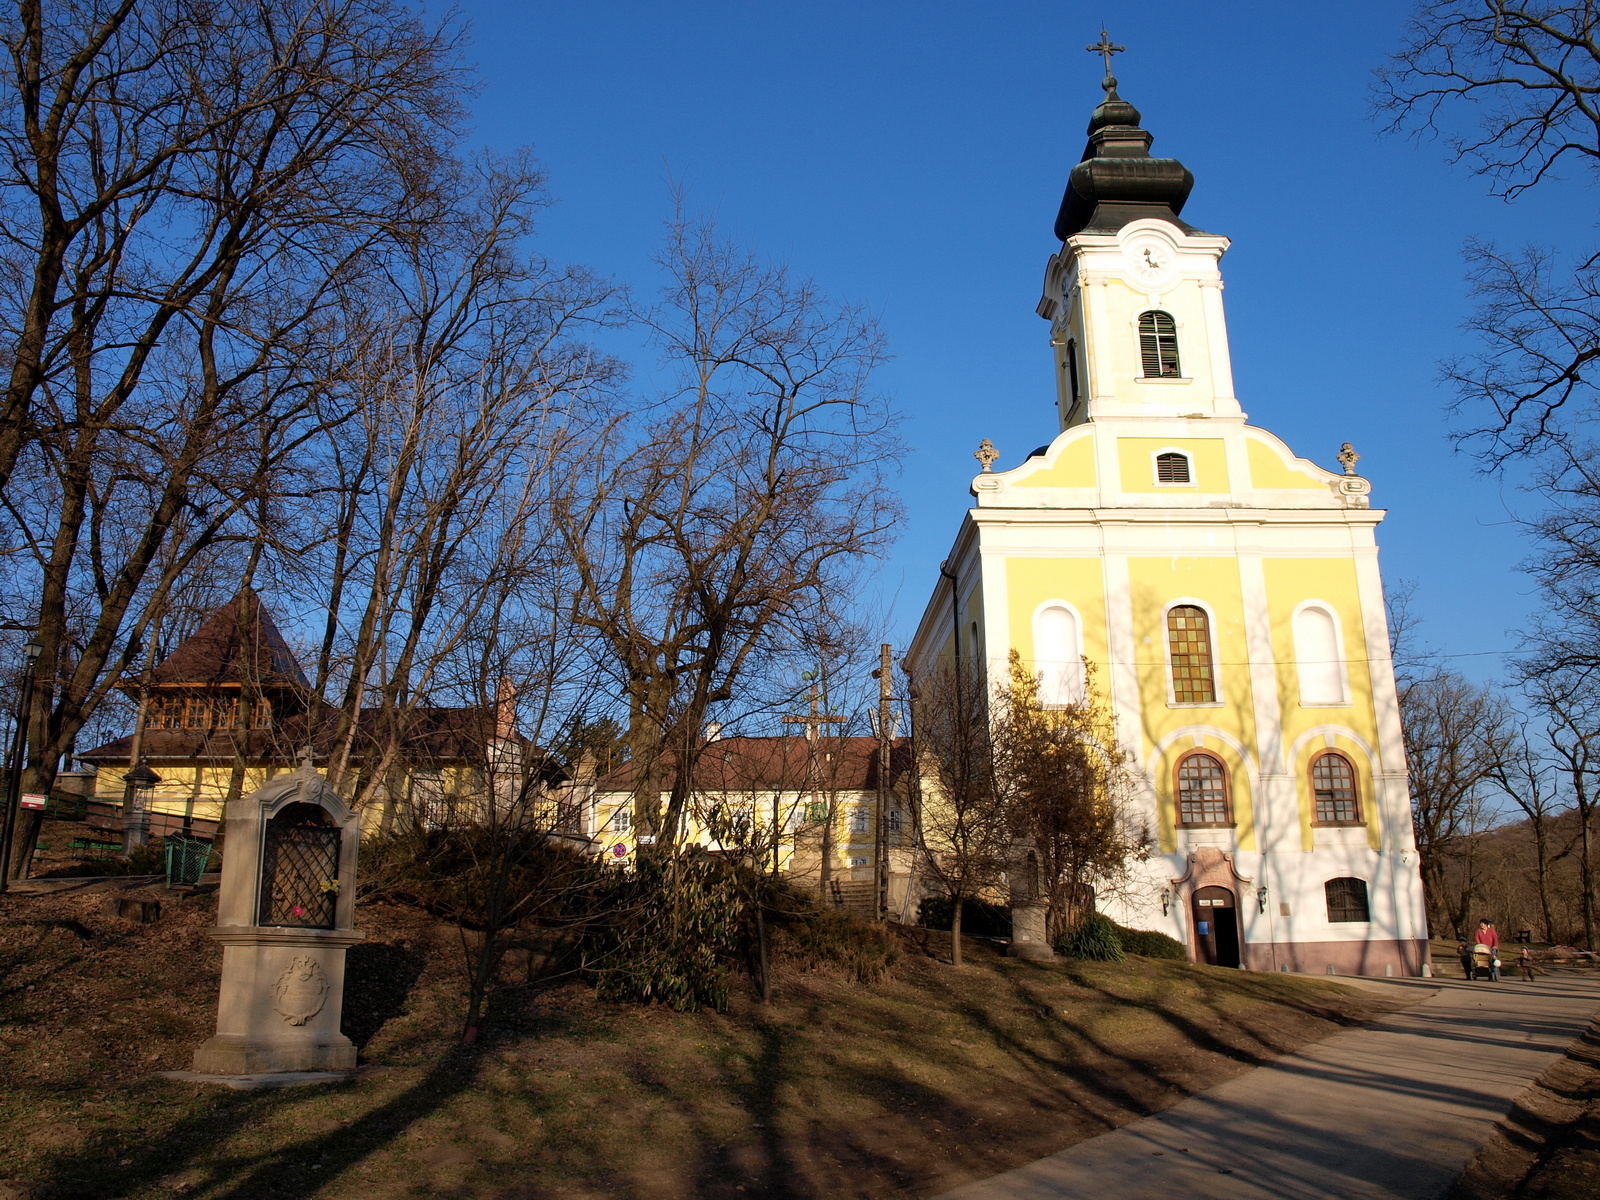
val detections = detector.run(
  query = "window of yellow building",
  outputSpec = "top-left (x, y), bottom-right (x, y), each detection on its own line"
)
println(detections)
top-left (1167, 605), bottom-right (1216, 703)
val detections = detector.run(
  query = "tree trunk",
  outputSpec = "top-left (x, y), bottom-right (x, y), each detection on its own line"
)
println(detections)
top-left (1533, 817), bottom-right (1557, 944)
top-left (754, 895), bottom-right (771, 1004)
top-left (1581, 801), bottom-right (1596, 952)
top-left (951, 894), bottom-right (964, 968)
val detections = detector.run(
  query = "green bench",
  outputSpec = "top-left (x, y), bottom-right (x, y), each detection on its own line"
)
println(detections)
top-left (69, 838), bottom-right (122, 857)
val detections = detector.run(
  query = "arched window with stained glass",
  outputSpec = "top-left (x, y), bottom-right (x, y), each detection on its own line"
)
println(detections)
top-left (1176, 751), bottom-right (1231, 827)
top-left (1166, 605), bottom-right (1216, 704)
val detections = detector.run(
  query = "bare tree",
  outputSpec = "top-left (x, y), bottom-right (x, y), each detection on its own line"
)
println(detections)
top-left (1486, 716), bottom-right (1571, 940)
top-left (294, 152), bottom-right (619, 825)
top-left (0, 0), bottom-right (468, 870)
top-left (909, 660), bottom-right (1009, 967)
top-left (1519, 650), bottom-right (1600, 948)
top-left (1377, 3), bottom-right (1600, 463)
top-left (1401, 669), bottom-right (1511, 936)
top-left (555, 203), bottom-right (901, 850)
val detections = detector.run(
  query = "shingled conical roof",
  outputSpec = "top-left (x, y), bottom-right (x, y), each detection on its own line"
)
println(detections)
top-left (146, 589), bottom-right (310, 689)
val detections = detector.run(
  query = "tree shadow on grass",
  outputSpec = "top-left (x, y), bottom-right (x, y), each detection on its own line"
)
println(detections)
top-left (38, 1049), bottom-right (484, 1200)
top-left (342, 940), bottom-right (429, 1048)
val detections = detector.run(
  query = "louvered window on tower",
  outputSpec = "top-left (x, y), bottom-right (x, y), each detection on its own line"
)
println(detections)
top-left (1156, 452), bottom-right (1191, 484)
top-left (1138, 311), bottom-right (1181, 377)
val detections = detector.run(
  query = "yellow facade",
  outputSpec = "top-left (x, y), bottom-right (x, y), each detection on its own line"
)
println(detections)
top-left (909, 82), bottom-right (1428, 972)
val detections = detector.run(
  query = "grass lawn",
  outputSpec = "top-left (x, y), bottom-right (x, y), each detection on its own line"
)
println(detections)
top-left (1, 884), bottom-right (1411, 1200)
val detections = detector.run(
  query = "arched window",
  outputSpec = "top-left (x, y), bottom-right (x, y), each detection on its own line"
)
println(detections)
top-left (1311, 751), bottom-right (1361, 824)
top-left (1155, 451), bottom-right (1191, 484)
top-left (1065, 337), bottom-right (1080, 409)
top-left (1325, 877), bottom-right (1370, 923)
top-left (1138, 310), bottom-right (1181, 378)
top-left (1034, 604), bottom-right (1085, 706)
top-left (1293, 605), bottom-right (1346, 705)
top-left (1176, 751), bottom-right (1231, 826)
top-left (1166, 605), bottom-right (1215, 703)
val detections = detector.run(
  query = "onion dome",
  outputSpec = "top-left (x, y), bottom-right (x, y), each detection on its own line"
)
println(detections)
top-left (1053, 75), bottom-right (1197, 241)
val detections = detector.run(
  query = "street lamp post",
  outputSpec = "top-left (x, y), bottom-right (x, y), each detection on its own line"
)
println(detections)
top-left (122, 759), bottom-right (161, 854)
top-left (0, 638), bottom-right (44, 893)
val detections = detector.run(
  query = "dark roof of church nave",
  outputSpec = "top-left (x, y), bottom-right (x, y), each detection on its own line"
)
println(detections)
top-left (596, 735), bottom-right (912, 795)
top-left (1054, 77), bottom-right (1197, 241)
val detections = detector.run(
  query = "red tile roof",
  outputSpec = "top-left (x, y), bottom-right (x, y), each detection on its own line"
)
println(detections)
top-left (596, 735), bottom-right (910, 794)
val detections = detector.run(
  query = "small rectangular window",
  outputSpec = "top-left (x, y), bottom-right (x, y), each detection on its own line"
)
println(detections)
top-left (849, 808), bottom-right (870, 834)
top-left (848, 856), bottom-right (869, 868)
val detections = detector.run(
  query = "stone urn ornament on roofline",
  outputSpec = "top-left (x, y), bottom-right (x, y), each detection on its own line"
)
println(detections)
top-left (188, 761), bottom-right (363, 1077)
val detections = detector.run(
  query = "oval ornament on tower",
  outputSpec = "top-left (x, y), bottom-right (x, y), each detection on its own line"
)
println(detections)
top-left (272, 955), bottom-right (330, 1026)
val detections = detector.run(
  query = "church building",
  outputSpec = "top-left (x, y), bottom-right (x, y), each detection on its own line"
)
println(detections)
top-left (906, 64), bottom-right (1429, 976)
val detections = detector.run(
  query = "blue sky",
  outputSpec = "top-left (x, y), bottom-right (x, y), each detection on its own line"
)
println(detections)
top-left (450, 0), bottom-right (1595, 682)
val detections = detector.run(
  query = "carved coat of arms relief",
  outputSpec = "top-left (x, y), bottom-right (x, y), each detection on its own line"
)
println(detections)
top-left (272, 954), bottom-right (330, 1026)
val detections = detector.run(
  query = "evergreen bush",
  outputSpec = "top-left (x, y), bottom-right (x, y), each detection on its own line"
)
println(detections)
top-left (1056, 911), bottom-right (1125, 961)
top-left (770, 897), bottom-right (899, 983)
top-left (1113, 923), bottom-right (1187, 960)
top-left (586, 851), bottom-right (745, 1012)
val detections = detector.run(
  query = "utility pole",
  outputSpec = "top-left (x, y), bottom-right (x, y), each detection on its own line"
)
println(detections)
top-left (872, 643), bottom-right (892, 921)
top-left (121, 630), bottom-right (160, 854)
top-left (783, 686), bottom-right (845, 899)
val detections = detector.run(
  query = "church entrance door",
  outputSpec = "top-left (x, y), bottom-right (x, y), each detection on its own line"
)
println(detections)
top-left (1192, 886), bottom-right (1241, 968)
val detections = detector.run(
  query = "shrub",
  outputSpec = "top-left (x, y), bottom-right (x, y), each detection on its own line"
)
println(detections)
top-left (916, 895), bottom-right (1012, 938)
top-left (770, 898), bottom-right (899, 984)
top-left (587, 851), bottom-right (746, 1013)
top-left (1114, 923), bottom-right (1186, 960)
top-left (1056, 912), bottom-right (1125, 961)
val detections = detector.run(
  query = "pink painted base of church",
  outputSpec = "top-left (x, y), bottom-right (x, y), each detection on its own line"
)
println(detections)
top-left (1237, 938), bottom-right (1430, 978)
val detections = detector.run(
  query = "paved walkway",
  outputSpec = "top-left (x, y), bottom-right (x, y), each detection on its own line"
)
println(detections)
top-left (936, 970), bottom-right (1600, 1200)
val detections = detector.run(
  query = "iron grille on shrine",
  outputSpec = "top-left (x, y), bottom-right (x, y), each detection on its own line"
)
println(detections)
top-left (258, 802), bottom-right (340, 928)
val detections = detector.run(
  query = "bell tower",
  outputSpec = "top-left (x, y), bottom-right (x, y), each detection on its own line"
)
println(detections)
top-left (1037, 46), bottom-right (1240, 429)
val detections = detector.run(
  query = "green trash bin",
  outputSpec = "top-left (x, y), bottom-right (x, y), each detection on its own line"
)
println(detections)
top-left (165, 834), bottom-right (213, 886)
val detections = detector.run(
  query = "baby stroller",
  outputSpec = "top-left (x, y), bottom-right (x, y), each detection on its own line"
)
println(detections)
top-left (1472, 943), bottom-right (1500, 981)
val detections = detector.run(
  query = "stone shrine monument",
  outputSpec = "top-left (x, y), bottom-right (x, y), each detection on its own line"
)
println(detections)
top-left (190, 763), bottom-right (363, 1076)
top-left (1007, 843), bottom-right (1055, 961)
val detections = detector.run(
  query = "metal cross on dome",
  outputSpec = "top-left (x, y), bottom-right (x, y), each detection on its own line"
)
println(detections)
top-left (1087, 28), bottom-right (1124, 78)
